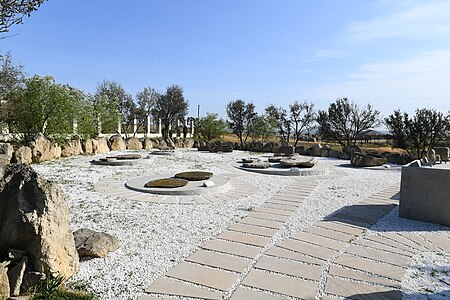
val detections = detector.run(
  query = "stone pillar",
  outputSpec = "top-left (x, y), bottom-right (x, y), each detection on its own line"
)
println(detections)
top-left (117, 114), bottom-right (121, 134)
top-left (147, 115), bottom-right (151, 135)
top-left (133, 118), bottom-right (138, 134)
top-left (190, 118), bottom-right (195, 136)
top-left (73, 119), bottom-right (78, 135)
top-left (158, 119), bottom-right (162, 136)
top-left (97, 116), bottom-right (102, 135)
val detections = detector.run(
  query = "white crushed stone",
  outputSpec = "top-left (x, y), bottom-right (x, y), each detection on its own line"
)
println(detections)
top-left (31, 150), bottom-right (449, 300)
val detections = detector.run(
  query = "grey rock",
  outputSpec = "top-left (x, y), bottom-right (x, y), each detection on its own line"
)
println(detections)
top-left (0, 143), bottom-right (14, 158)
top-left (81, 139), bottom-right (93, 154)
top-left (61, 139), bottom-right (83, 157)
top-left (73, 228), bottom-right (120, 258)
top-left (142, 138), bottom-right (154, 150)
top-left (328, 149), bottom-right (340, 158)
top-left (12, 146), bottom-right (33, 165)
top-left (7, 256), bottom-right (27, 296)
top-left (109, 134), bottom-right (126, 151)
top-left (309, 144), bottom-right (322, 156)
top-left (342, 145), bottom-right (361, 156)
top-left (320, 148), bottom-right (329, 157)
top-left (0, 164), bottom-right (79, 279)
top-left (242, 162), bottom-right (271, 169)
top-left (350, 152), bottom-right (387, 167)
top-left (92, 138), bottom-right (110, 154)
top-left (280, 157), bottom-right (318, 168)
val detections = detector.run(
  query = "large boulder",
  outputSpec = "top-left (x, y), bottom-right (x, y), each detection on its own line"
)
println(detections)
top-left (342, 145), bottom-right (361, 157)
top-left (309, 144), bottom-right (322, 157)
top-left (81, 139), bottom-right (93, 154)
top-left (262, 142), bottom-right (275, 153)
top-left (61, 140), bottom-right (83, 157)
top-left (73, 228), bottom-right (120, 258)
top-left (0, 262), bottom-right (9, 298)
top-left (0, 164), bottom-right (79, 279)
top-left (142, 138), bottom-right (153, 150)
top-left (110, 135), bottom-right (126, 151)
top-left (29, 134), bottom-right (60, 163)
top-left (126, 137), bottom-right (143, 150)
top-left (92, 138), bottom-right (110, 154)
top-left (0, 143), bottom-right (14, 159)
top-left (328, 149), bottom-right (340, 158)
top-left (350, 152), bottom-right (387, 167)
top-left (11, 147), bottom-right (32, 165)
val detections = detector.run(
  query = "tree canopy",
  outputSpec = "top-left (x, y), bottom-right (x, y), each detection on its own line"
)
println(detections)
top-left (317, 97), bottom-right (380, 147)
top-left (226, 99), bottom-right (257, 148)
top-left (194, 113), bottom-right (227, 142)
top-left (0, 0), bottom-right (47, 33)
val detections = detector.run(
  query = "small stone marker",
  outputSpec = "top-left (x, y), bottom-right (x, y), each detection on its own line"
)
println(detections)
top-left (202, 181), bottom-right (215, 187)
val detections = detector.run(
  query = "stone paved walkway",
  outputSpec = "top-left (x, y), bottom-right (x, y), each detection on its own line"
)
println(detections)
top-left (137, 180), bottom-right (450, 300)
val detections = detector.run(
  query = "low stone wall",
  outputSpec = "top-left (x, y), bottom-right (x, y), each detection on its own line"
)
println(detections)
top-left (399, 166), bottom-right (450, 227)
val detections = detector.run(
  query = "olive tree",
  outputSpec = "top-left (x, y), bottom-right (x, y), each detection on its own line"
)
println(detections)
top-left (385, 108), bottom-right (450, 158)
top-left (249, 114), bottom-right (275, 142)
top-left (226, 99), bottom-right (257, 148)
top-left (265, 104), bottom-right (291, 143)
top-left (289, 101), bottom-right (315, 147)
top-left (0, 0), bottom-right (47, 33)
top-left (134, 86), bottom-right (159, 136)
top-left (194, 113), bottom-right (228, 142)
top-left (152, 84), bottom-right (189, 141)
top-left (317, 97), bottom-right (380, 147)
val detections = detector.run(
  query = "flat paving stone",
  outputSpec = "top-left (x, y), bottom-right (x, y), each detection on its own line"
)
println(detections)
top-left (400, 233), bottom-right (442, 252)
top-left (186, 249), bottom-right (251, 273)
top-left (138, 295), bottom-right (173, 300)
top-left (255, 255), bottom-right (322, 281)
top-left (381, 232), bottom-right (426, 252)
top-left (330, 213), bottom-right (377, 226)
top-left (345, 244), bottom-right (411, 267)
top-left (422, 235), bottom-right (450, 252)
top-left (334, 254), bottom-right (405, 282)
top-left (277, 238), bottom-right (337, 261)
top-left (357, 239), bottom-right (414, 257)
top-left (292, 231), bottom-right (347, 251)
top-left (218, 230), bottom-right (271, 247)
top-left (265, 246), bottom-right (324, 265)
top-left (366, 235), bottom-right (417, 255)
top-left (324, 216), bottom-right (372, 228)
top-left (242, 269), bottom-right (318, 299)
top-left (255, 207), bottom-right (294, 216)
top-left (264, 199), bottom-right (301, 207)
top-left (144, 277), bottom-right (222, 299)
top-left (307, 226), bottom-right (354, 242)
top-left (269, 197), bottom-right (305, 204)
top-left (261, 203), bottom-right (298, 212)
top-left (202, 239), bottom-right (262, 259)
top-left (325, 277), bottom-right (402, 300)
top-left (166, 262), bottom-right (239, 291)
top-left (239, 217), bottom-right (285, 229)
top-left (228, 223), bottom-right (278, 237)
top-left (230, 287), bottom-right (289, 300)
top-left (247, 211), bottom-right (290, 222)
top-left (329, 264), bottom-right (400, 288)
top-left (316, 221), bottom-right (366, 235)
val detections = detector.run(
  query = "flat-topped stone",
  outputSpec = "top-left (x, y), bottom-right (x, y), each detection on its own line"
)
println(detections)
top-left (145, 277), bottom-right (221, 299)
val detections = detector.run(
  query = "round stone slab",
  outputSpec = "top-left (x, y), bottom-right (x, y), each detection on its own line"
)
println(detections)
top-left (175, 171), bottom-right (213, 181)
top-left (91, 158), bottom-right (142, 166)
top-left (125, 174), bottom-right (230, 195)
top-left (235, 162), bottom-right (329, 176)
top-left (150, 150), bottom-right (175, 156)
top-left (144, 178), bottom-right (188, 188)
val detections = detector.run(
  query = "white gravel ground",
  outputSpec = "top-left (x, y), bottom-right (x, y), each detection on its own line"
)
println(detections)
top-left (31, 149), bottom-right (449, 300)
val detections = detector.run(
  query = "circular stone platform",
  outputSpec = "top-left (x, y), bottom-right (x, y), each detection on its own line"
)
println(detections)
top-left (90, 158), bottom-right (143, 166)
top-left (125, 174), bottom-right (230, 195)
top-left (149, 150), bottom-right (175, 156)
top-left (235, 162), bottom-right (329, 176)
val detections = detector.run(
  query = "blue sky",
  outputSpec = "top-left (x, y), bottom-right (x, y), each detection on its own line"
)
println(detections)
top-left (1, 0), bottom-right (450, 118)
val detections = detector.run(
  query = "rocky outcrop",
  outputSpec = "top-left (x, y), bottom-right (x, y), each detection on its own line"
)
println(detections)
top-left (309, 144), bottom-right (322, 157)
top-left (126, 137), bottom-right (143, 150)
top-left (0, 164), bottom-right (79, 280)
top-left (110, 135), bottom-right (126, 151)
top-left (73, 228), bottom-right (120, 258)
top-left (29, 134), bottom-right (61, 163)
top-left (92, 137), bottom-right (110, 154)
top-left (142, 138), bottom-right (153, 150)
top-left (12, 146), bottom-right (33, 164)
top-left (242, 161), bottom-right (271, 169)
top-left (0, 262), bottom-right (9, 298)
top-left (81, 139), bottom-right (93, 154)
top-left (343, 145), bottom-right (361, 157)
top-left (0, 143), bottom-right (13, 161)
top-left (350, 152), bottom-right (387, 167)
top-left (280, 157), bottom-right (318, 168)
top-left (61, 139), bottom-right (83, 157)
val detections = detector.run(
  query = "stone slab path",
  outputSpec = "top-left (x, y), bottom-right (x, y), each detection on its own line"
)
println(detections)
top-left (137, 178), bottom-right (450, 300)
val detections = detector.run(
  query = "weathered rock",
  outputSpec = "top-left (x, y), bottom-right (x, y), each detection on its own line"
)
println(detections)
top-left (175, 171), bottom-right (213, 181)
top-left (268, 157), bottom-right (282, 163)
top-left (309, 144), bottom-right (322, 157)
top-left (338, 151), bottom-right (351, 160)
top-left (350, 152), bottom-right (387, 167)
top-left (0, 262), bottom-right (9, 299)
top-left (0, 164), bottom-right (79, 279)
top-left (126, 137), bottom-right (143, 150)
top-left (276, 146), bottom-right (295, 156)
top-left (181, 139), bottom-right (194, 148)
top-left (342, 145), bottom-right (361, 156)
top-left (11, 146), bottom-right (33, 164)
top-left (295, 146), bottom-right (306, 155)
top-left (328, 149), bottom-right (340, 158)
top-left (0, 143), bottom-right (14, 159)
top-left (92, 138), bottom-right (110, 154)
top-left (81, 139), bottom-right (93, 154)
top-left (242, 157), bottom-right (260, 163)
top-left (73, 228), bottom-right (120, 258)
top-left (192, 140), bottom-right (199, 148)
top-left (242, 162), bottom-right (271, 169)
top-left (29, 134), bottom-right (60, 163)
top-left (109, 135), bottom-right (126, 151)
top-left (262, 142), bottom-right (275, 153)
top-left (21, 271), bottom-right (45, 293)
top-left (280, 157), bottom-right (317, 168)
top-left (142, 138), bottom-right (154, 150)
top-left (7, 256), bottom-right (27, 296)
top-left (320, 148), bottom-right (329, 157)
top-left (61, 140), bottom-right (83, 157)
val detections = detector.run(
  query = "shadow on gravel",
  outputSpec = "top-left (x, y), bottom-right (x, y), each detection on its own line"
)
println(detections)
top-left (346, 289), bottom-right (450, 300)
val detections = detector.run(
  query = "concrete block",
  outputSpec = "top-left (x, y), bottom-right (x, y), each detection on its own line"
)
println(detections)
top-left (399, 166), bottom-right (450, 227)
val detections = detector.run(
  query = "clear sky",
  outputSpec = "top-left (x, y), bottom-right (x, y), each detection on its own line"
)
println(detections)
top-left (1, 0), bottom-right (450, 119)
